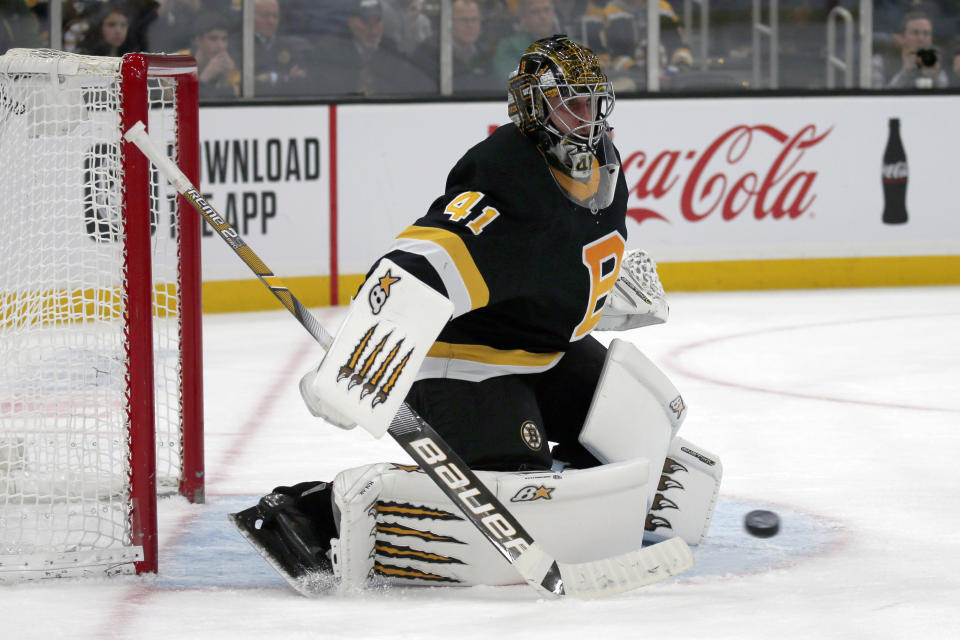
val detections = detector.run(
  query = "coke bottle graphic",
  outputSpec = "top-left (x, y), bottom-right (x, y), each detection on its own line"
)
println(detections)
top-left (881, 118), bottom-right (908, 224)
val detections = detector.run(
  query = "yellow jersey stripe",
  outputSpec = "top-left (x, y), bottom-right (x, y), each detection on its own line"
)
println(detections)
top-left (427, 341), bottom-right (562, 367)
top-left (396, 225), bottom-right (489, 310)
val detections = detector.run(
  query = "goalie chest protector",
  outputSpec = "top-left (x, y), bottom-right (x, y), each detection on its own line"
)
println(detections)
top-left (383, 125), bottom-right (630, 366)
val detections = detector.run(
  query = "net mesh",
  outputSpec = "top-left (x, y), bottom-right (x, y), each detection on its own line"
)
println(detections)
top-left (148, 76), bottom-right (184, 489)
top-left (0, 50), bottom-right (185, 564)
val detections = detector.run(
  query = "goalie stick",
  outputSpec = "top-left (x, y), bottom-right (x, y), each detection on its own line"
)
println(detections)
top-left (124, 121), bottom-right (694, 598)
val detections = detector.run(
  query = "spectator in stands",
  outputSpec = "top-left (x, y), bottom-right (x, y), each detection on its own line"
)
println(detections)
top-left (875, 1), bottom-right (957, 52)
top-left (77, 3), bottom-right (138, 57)
top-left (141, 0), bottom-right (202, 53)
top-left (123, 0), bottom-right (159, 52)
top-left (62, 1), bottom-right (102, 53)
top-left (187, 12), bottom-right (239, 99)
top-left (887, 10), bottom-right (949, 88)
top-left (412, 0), bottom-right (498, 93)
top-left (1, 0), bottom-right (43, 53)
top-left (246, 0), bottom-right (312, 96)
top-left (552, 0), bottom-right (585, 35)
top-left (312, 0), bottom-right (433, 96)
top-left (492, 0), bottom-right (558, 82)
top-left (553, 0), bottom-right (690, 90)
top-left (382, 0), bottom-right (434, 57)
top-left (278, 0), bottom-right (350, 40)
top-left (475, 0), bottom-right (515, 54)
top-left (950, 38), bottom-right (960, 86)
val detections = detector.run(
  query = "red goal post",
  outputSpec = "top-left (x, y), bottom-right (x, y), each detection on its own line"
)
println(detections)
top-left (0, 50), bottom-right (204, 579)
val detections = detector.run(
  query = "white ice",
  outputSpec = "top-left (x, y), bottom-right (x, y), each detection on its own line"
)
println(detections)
top-left (4, 286), bottom-right (960, 640)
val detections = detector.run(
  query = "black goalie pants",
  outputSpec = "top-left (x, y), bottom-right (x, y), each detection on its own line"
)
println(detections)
top-left (405, 335), bottom-right (607, 472)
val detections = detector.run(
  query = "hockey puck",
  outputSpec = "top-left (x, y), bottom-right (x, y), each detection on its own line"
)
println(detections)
top-left (744, 509), bottom-right (780, 538)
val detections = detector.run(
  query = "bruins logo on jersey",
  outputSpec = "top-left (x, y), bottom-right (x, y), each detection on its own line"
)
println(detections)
top-left (520, 420), bottom-right (543, 451)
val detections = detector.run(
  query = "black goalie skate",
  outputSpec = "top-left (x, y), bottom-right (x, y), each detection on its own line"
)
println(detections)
top-left (229, 487), bottom-right (337, 596)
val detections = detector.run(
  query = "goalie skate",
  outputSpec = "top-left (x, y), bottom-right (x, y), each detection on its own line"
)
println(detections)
top-left (228, 495), bottom-right (337, 597)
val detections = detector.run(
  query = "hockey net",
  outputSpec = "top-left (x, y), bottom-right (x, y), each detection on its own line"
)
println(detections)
top-left (0, 49), bottom-right (203, 581)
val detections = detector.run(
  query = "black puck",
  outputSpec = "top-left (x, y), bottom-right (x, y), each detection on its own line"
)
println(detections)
top-left (744, 509), bottom-right (780, 538)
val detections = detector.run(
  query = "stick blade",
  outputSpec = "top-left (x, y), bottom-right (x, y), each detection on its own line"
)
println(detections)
top-left (556, 536), bottom-right (694, 599)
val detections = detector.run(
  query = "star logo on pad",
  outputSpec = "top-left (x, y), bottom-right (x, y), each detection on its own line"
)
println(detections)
top-left (533, 486), bottom-right (554, 500)
top-left (368, 270), bottom-right (401, 314)
top-left (378, 271), bottom-right (400, 294)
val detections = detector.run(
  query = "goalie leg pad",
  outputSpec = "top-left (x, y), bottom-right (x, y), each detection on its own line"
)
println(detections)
top-left (331, 458), bottom-right (650, 588)
top-left (644, 436), bottom-right (722, 546)
top-left (329, 463), bottom-right (393, 590)
top-left (577, 338), bottom-right (686, 508)
top-left (300, 258), bottom-right (454, 437)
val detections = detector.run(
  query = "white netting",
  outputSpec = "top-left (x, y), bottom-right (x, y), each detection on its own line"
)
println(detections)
top-left (0, 50), bottom-right (186, 572)
top-left (147, 75), bottom-right (184, 489)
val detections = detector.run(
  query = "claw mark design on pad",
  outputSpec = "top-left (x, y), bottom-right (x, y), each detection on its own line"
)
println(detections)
top-left (336, 326), bottom-right (413, 410)
top-left (372, 347), bottom-right (413, 408)
top-left (339, 325), bottom-right (377, 382)
top-left (362, 339), bottom-right (403, 400)
top-left (350, 332), bottom-right (392, 390)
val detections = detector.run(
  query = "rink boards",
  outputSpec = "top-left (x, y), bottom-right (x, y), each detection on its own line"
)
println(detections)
top-left (185, 95), bottom-right (960, 309)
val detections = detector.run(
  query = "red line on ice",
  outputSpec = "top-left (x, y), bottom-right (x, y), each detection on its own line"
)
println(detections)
top-left (664, 311), bottom-right (960, 414)
top-left (98, 335), bottom-right (316, 638)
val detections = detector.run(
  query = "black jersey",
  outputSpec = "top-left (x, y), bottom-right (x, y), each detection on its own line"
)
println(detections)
top-left (381, 124), bottom-right (629, 381)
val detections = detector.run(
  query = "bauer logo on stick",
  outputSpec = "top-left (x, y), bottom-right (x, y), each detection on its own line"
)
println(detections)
top-left (369, 270), bottom-right (401, 314)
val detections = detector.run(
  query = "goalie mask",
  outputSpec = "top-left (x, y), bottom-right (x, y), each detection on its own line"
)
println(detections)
top-left (508, 35), bottom-right (619, 212)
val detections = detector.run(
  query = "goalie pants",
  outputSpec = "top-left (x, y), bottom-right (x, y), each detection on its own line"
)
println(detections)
top-left (405, 335), bottom-right (607, 472)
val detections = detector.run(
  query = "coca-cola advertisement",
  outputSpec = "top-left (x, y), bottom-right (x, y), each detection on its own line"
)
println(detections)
top-left (881, 118), bottom-right (908, 225)
top-left (333, 96), bottom-right (960, 275)
top-left (595, 97), bottom-right (960, 262)
top-left (621, 123), bottom-right (831, 226)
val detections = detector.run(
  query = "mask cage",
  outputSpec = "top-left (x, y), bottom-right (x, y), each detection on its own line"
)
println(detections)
top-left (536, 78), bottom-right (615, 153)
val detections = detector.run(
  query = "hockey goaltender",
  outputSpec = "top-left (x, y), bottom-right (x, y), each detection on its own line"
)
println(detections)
top-left (230, 35), bottom-right (722, 594)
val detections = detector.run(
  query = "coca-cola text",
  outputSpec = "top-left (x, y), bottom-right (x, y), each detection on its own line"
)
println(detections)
top-left (623, 124), bottom-right (832, 224)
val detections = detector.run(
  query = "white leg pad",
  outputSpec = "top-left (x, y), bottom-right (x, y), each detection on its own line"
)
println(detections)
top-left (329, 462), bottom-right (392, 590)
top-left (644, 436), bottom-right (723, 546)
top-left (330, 458), bottom-right (650, 588)
top-left (577, 338), bottom-right (687, 508)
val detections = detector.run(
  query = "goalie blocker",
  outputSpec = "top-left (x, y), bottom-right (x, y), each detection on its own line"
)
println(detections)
top-left (300, 259), bottom-right (454, 437)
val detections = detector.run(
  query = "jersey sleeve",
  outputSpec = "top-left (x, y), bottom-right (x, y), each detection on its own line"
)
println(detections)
top-left (383, 189), bottom-right (547, 319)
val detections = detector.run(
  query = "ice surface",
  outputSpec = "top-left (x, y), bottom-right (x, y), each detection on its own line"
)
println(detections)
top-left (3, 287), bottom-right (959, 639)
